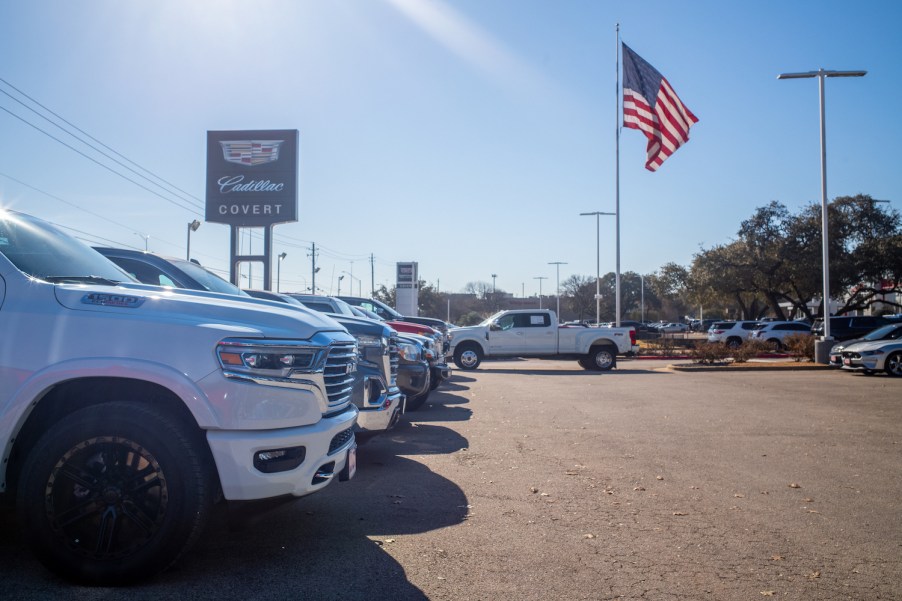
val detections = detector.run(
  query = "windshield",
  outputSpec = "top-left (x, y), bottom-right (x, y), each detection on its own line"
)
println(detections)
top-left (863, 324), bottom-right (901, 340)
top-left (0, 210), bottom-right (134, 284)
top-left (479, 311), bottom-right (506, 327)
top-left (167, 258), bottom-right (246, 295)
top-left (332, 297), bottom-right (358, 317)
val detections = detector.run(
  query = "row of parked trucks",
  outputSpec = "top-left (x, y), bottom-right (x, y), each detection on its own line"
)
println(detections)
top-left (0, 210), bottom-right (637, 585)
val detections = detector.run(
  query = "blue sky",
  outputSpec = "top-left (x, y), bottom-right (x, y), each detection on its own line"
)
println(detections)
top-left (1, 0), bottom-right (899, 299)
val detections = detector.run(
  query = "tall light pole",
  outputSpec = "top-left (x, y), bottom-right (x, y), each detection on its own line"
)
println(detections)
top-left (639, 273), bottom-right (645, 323)
top-left (186, 219), bottom-right (200, 260)
top-left (277, 252), bottom-right (287, 293)
top-left (533, 276), bottom-right (547, 309)
top-left (580, 211), bottom-right (615, 325)
top-left (337, 274), bottom-right (345, 296)
top-left (491, 273), bottom-right (497, 293)
top-left (778, 68), bottom-right (866, 360)
top-left (343, 271), bottom-right (361, 296)
top-left (548, 261), bottom-right (567, 322)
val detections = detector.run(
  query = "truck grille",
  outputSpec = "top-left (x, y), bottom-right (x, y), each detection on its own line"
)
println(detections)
top-left (389, 333), bottom-right (400, 387)
top-left (324, 343), bottom-right (356, 409)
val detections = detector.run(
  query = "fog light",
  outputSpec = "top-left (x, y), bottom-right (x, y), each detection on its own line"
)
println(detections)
top-left (253, 446), bottom-right (306, 473)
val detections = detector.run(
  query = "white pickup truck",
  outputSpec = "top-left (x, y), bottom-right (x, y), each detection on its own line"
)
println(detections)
top-left (448, 309), bottom-right (638, 371)
top-left (0, 210), bottom-right (359, 584)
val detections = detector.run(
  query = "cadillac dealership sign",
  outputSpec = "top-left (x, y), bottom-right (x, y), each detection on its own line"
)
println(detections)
top-left (206, 129), bottom-right (298, 226)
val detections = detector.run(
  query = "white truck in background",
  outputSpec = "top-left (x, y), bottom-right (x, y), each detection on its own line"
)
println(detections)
top-left (0, 210), bottom-right (359, 584)
top-left (448, 309), bottom-right (638, 371)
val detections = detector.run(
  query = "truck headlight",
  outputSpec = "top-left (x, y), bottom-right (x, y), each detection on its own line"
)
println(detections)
top-left (217, 340), bottom-right (323, 378)
top-left (357, 334), bottom-right (388, 349)
top-left (398, 342), bottom-right (421, 361)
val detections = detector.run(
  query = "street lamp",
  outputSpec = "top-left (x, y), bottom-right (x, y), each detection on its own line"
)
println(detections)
top-left (277, 252), bottom-right (287, 293)
top-left (778, 68), bottom-right (866, 359)
top-left (134, 232), bottom-right (150, 251)
top-left (491, 273), bottom-right (497, 293)
top-left (186, 219), bottom-right (200, 260)
top-left (548, 262), bottom-right (567, 323)
top-left (337, 274), bottom-right (345, 295)
top-left (579, 211), bottom-right (615, 325)
top-left (533, 276), bottom-right (547, 309)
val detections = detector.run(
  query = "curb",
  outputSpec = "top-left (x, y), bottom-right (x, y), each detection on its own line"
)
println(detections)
top-left (669, 363), bottom-right (832, 372)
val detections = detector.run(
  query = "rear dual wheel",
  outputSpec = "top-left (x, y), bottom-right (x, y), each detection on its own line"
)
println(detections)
top-left (580, 345), bottom-right (616, 371)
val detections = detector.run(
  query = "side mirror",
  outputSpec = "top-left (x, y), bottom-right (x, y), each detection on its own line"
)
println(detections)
top-left (489, 322), bottom-right (501, 331)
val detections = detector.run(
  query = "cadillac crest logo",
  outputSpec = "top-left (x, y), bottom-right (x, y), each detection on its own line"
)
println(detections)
top-left (219, 140), bottom-right (284, 166)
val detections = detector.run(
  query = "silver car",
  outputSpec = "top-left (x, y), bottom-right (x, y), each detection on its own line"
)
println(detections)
top-left (840, 339), bottom-right (902, 376)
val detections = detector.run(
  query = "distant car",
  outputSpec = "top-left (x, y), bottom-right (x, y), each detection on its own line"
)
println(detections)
top-left (828, 323), bottom-right (902, 367)
top-left (95, 247), bottom-right (247, 295)
top-left (811, 315), bottom-right (891, 341)
top-left (707, 320), bottom-right (762, 348)
top-left (840, 339), bottom-right (902, 377)
top-left (658, 322), bottom-right (689, 333)
top-left (748, 321), bottom-right (813, 350)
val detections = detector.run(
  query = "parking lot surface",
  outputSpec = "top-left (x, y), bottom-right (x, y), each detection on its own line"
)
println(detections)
top-left (2, 358), bottom-right (900, 600)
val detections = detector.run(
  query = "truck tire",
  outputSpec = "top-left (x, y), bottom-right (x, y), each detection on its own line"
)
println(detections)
top-left (585, 345), bottom-right (617, 371)
top-left (406, 388), bottom-right (431, 411)
top-left (18, 401), bottom-right (215, 585)
top-left (453, 343), bottom-right (483, 371)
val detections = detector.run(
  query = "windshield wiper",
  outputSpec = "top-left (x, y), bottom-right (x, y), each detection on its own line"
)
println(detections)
top-left (41, 275), bottom-right (122, 286)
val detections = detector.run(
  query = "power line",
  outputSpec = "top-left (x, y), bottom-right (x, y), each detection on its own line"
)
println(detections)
top-left (0, 78), bottom-right (203, 210)
top-left (0, 104), bottom-right (202, 216)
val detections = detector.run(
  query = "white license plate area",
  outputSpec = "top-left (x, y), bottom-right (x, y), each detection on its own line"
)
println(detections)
top-left (347, 445), bottom-right (357, 479)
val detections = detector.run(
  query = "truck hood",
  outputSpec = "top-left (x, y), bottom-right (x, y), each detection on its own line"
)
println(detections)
top-left (54, 283), bottom-right (346, 340)
top-left (449, 324), bottom-right (486, 335)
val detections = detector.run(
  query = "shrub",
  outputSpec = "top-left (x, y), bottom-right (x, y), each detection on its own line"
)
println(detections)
top-left (730, 339), bottom-right (771, 363)
top-left (688, 342), bottom-right (732, 364)
top-left (783, 333), bottom-right (815, 362)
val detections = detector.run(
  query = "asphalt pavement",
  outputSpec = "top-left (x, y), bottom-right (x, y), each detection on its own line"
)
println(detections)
top-left (2, 358), bottom-right (900, 600)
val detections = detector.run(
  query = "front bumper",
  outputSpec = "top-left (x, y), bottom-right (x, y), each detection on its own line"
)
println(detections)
top-left (206, 404), bottom-right (359, 501)
top-left (841, 356), bottom-right (881, 371)
top-left (397, 362), bottom-right (430, 398)
top-left (355, 383), bottom-right (405, 433)
top-left (431, 362), bottom-right (452, 382)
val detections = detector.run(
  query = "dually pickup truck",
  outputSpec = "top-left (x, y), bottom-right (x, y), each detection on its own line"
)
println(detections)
top-left (0, 210), bottom-right (359, 584)
top-left (448, 309), bottom-right (638, 371)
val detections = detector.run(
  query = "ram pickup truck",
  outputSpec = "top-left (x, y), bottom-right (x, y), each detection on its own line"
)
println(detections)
top-left (448, 309), bottom-right (638, 371)
top-left (0, 211), bottom-right (359, 584)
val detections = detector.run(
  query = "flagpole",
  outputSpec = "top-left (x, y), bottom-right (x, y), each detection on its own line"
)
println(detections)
top-left (614, 24), bottom-right (621, 327)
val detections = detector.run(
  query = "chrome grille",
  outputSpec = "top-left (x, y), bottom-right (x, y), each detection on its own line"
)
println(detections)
top-left (324, 343), bottom-right (356, 409)
top-left (389, 333), bottom-right (400, 387)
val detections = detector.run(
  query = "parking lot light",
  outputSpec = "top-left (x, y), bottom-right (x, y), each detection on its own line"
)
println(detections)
top-left (777, 68), bottom-right (866, 358)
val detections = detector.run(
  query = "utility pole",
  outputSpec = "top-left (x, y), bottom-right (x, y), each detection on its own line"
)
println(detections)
top-left (370, 253), bottom-right (375, 297)
top-left (308, 243), bottom-right (319, 294)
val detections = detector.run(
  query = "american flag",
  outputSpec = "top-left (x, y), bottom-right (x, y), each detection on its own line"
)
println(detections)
top-left (622, 43), bottom-right (698, 172)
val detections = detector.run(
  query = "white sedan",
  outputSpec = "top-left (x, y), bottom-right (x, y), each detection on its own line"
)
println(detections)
top-left (839, 339), bottom-right (902, 376)
top-left (658, 323), bottom-right (689, 333)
